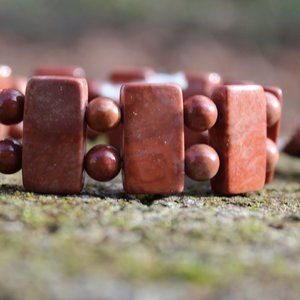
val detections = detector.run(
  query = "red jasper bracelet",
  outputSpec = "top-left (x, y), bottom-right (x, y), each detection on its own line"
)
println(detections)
top-left (0, 68), bottom-right (282, 196)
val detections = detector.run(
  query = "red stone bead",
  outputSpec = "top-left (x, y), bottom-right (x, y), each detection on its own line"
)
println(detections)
top-left (0, 139), bottom-right (22, 174)
top-left (210, 85), bottom-right (267, 195)
top-left (185, 144), bottom-right (219, 181)
top-left (266, 92), bottom-right (281, 128)
top-left (86, 97), bottom-right (121, 132)
top-left (121, 83), bottom-right (184, 194)
top-left (264, 86), bottom-right (283, 183)
top-left (266, 138), bottom-right (279, 172)
top-left (23, 77), bottom-right (88, 194)
top-left (0, 89), bottom-right (24, 125)
top-left (85, 145), bottom-right (121, 181)
top-left (184, 95), bottom-right (218, 132)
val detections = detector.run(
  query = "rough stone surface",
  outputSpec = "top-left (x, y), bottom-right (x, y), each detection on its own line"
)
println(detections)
top-left (22, 76), bottom-right (88, 194)
top-left (0, 151), bottom-right (299, 300)
top-left (121, 83), bottom-right (184, 194)
top-left (264, 86), bottom-right (283, 183)
top-left (210, 85), bottom-right (267, 195)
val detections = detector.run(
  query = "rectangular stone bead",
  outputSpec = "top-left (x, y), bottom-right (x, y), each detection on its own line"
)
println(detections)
top-left (264, 86), bottom-right (283, 183)
top-left (22, 76), bottom-right (88, 194)
top-left (121, 83), bottom-right (184, 194)
top-left (209, 85), bottom-right (267, 195)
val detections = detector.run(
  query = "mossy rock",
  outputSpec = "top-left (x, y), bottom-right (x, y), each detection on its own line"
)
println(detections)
top-left (0, 153), bottom-right (299, 300)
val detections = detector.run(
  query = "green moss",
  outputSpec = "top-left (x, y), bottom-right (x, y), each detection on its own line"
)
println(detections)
top-left (0, 154), bottom-right (299, 299)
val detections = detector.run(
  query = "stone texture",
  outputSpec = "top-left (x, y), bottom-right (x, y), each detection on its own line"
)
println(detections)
top-left (85, 145), bottom-right (121, 182)
top-left (86, 97), bottom-right (121, 132)
top-left (0, 138), bottom-right (22, 174)
top-left (264, 86), bottom-right (283, 183)
top-left (0, 89), bottom-right (24, 125)
top-left (185, 144), bottom-right (220, 181)
top-left (121, 83), bottom-right (184, 194)
top-left (22, 76), bottom-right (88, 194)
top-left (209, 85), bottom-right (267, 195)
top-left (184, 95), bottom-right (218, 132)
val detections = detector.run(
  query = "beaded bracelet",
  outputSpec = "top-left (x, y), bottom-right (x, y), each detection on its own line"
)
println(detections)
top-left (0, 67), bottom-right (282, 196)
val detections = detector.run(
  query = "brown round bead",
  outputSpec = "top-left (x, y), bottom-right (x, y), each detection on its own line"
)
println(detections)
top-left (86, 97), bottom-right (121, 132)
top-left (266, 92), bottom-right (281, 127)
top-left (185, 144), bottom-right (220, 181)
top-left (85, 145), bottom-right (121, 181)
top-left (0, 89), bottom-right (24, 125)
top-left (8, 122), bottom-right (23, 140)
top-left (184, 95), bottom-right (218, 132)
top-left (0, 139), bottom-right (22, 174)
top-left (266, 139), bottom-right (279, 172)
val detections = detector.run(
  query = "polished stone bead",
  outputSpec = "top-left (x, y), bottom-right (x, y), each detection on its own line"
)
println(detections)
top-left (266, 92), bottom-right (281, 127)
top-left (22, 76), bottom-right (88, 194)
top-left (184, 95), bottom-right (217, 132)
top-left (209, 85), bottom-right (267, 195)
top-left (0, 139), bottom-right (22, 174)
top-left (266, 138), bottom-right (279, 172)
top-left (85, 145), bottom-right (121, 181)
top-left (264, 86), bottom-right (283, 183)
top-left (121, 83), bottom-right (184, 194)
top-left (86, 97), bottom-right (121, 132)
top-left (0, 89), bottom-right (24, 125)
top-left (185, 144), bottom-right (219, 181)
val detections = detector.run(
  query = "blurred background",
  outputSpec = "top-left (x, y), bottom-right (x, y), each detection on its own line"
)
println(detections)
top-left (0, 0), bottom-right (299, 134)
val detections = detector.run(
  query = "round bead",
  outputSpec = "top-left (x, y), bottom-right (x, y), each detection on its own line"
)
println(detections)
top-left (0, 139), bottom-right (22, 174)
top-left (85, 145), bottom-right (121, 181)
top-left (184, 95), bottom-right (218, 132)
top-left (266, 92), bottom-right (281, 127)
top-left (0, 89), bottom-right (24, 125)
top-left (266, 138), bottom-right (279, 172)
top-left (86, 97), bottom-right (121, 132)
top-left (185, 144), bottom-right (220, 181)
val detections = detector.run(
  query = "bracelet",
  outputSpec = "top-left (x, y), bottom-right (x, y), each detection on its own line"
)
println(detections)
top-left (0, 66), bottom-right (282, 196)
